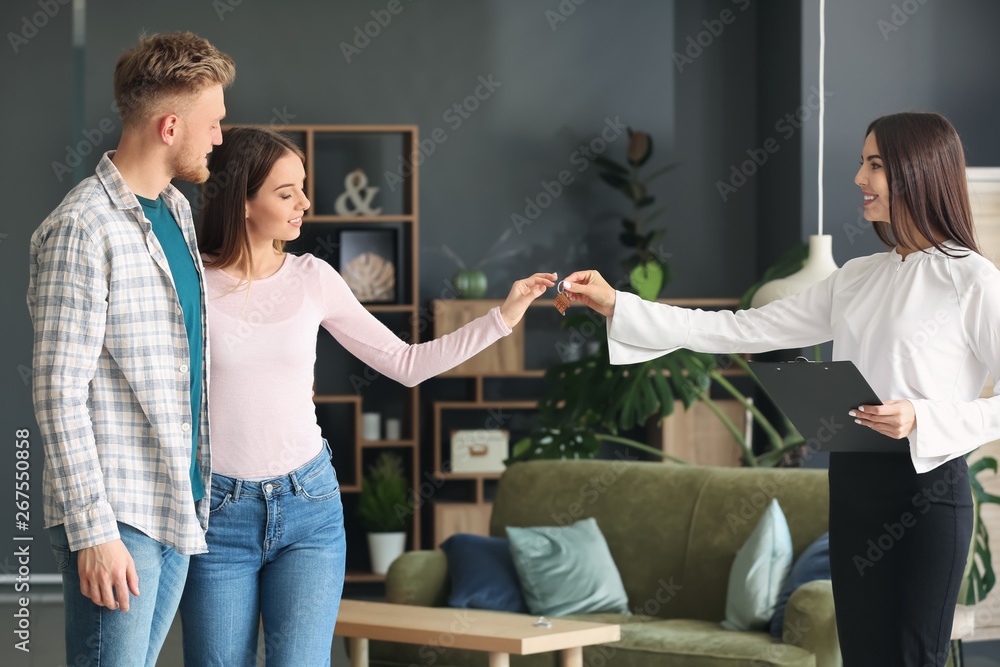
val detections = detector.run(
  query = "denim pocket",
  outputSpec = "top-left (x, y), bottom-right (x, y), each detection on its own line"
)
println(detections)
top-left (209, 486), bottom-right (233, 516)
top-left (298, 463), bottom-right (341, 502)
top-left (51, 545), bottom-right (71, 573)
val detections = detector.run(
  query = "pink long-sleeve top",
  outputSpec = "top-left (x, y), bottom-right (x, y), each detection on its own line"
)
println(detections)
top-left (203, 251), bottom-right (511, 478)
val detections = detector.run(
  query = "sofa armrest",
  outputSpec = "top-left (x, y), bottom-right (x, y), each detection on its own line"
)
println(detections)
top-left (782, 580), bottom-right (842, 667)
top-left (385, 549), bottom-right (450, 607)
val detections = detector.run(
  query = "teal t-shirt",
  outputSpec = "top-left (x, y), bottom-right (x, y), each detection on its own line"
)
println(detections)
top-left (136, 194), bottom-right (205, 503)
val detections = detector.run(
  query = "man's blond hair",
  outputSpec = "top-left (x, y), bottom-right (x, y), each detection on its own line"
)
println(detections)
top-left (114, 32), bottom-right (235, 128)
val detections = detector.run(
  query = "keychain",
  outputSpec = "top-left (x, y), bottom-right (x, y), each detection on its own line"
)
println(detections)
top-left (553, 280), bottom-right (571, 315)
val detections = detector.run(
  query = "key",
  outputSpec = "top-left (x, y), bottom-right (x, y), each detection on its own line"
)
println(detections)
top-left (553, 281), bottom-right (571, 315)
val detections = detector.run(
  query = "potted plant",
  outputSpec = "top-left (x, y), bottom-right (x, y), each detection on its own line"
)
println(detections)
top-left (592, 127), bottom-right (677, 300)
top-left (440, 228), bottom-right (526, 299)
top-left (357, 452), bottom-right (411, 575)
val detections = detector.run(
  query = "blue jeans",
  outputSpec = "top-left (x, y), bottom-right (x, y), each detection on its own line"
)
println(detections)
top-left (180, 438), bottom-right (347, 666)
top-left (49, 521), bottom-right (190, 667)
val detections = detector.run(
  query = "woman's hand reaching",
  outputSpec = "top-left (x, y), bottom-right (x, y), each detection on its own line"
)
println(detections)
top-left (499, 272), bottom-right (558, 328)
top-left (561, 270), bottom-right (617, 318)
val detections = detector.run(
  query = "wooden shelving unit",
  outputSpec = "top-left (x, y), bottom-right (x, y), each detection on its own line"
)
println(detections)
top-left (233, 124), bottom-right (422, 583)
top-left (428, 296), bottom-right (748, 548)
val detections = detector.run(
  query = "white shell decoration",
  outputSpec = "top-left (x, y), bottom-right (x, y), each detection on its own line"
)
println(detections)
top-left (343, 252), bottom-right (395, 302)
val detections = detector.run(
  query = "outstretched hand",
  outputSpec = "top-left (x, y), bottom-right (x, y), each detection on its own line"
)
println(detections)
top-left (499, 272), bottom-right (558, 328)
top-left (561, 270), bottom-right (617, 318)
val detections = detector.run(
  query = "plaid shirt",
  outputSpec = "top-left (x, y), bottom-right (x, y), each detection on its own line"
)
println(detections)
top-left (27, 152), bottom-right (211, 555)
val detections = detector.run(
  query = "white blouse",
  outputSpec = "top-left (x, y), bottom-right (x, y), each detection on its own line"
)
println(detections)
top-left (606, 241), bottom-right (1000, 473)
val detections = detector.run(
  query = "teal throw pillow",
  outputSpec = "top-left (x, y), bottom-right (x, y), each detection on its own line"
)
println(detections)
top-left (506, 517), bottom-right (630, 617)
top-left (721, 498), bottom-right (793, 632)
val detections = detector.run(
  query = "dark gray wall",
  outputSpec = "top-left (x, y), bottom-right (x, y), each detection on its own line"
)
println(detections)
top-left (77, 0), bottom-right (761, 302)
top-left (801, 0), bottom-right (1000, 265)
top-left (1, 0), bottom-right (76, 578)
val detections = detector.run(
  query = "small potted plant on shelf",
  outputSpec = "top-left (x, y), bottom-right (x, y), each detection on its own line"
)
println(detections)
top-left (357, 452), bottom-right (412, 575)
top-left (440, 228), bottom-right (527, 299)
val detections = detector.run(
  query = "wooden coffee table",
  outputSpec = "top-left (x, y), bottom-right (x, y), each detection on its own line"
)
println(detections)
top-left (334, 600), bottom-right (621, 667)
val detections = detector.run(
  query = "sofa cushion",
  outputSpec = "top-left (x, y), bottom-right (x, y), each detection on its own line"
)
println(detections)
top-left (721, 499), bottom-right (793, 632)
top-left (769, 532), bottom-right (830, 638)
top-left (490, 459), bottom-right (715, 618)
top-left (368, 615), bottom-right (816, 667)
top-left (681, 467), bottom-right (829, 623)
top-left (440, 534), bottom-right (528, 613)
top-left (506, 517), bottom-right (630, 616)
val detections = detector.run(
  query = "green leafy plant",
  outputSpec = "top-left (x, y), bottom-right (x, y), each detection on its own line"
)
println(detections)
top-left (592, 128), bottom-right (677, 301)
top-left (509, 313), bottom-right (803, 467)
top-left (357, 452), bottom-right (411, 533)
top-left (511, 239), bottom-right (814, 468)
top-left (961, 455), bottom-right (1000, 604)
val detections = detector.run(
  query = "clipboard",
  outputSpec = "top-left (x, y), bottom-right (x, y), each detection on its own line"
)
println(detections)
top-left (747, 358), bottom-right (910, 453)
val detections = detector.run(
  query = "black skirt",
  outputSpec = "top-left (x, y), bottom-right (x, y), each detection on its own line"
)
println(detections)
top-left (828, 452), bottom-right (974, 667)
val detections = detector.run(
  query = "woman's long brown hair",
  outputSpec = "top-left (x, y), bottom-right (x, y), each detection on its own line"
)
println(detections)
top-left (865, 112), bottom-right (979, 257)
top-left (197, 126), bottom-right (305, 288)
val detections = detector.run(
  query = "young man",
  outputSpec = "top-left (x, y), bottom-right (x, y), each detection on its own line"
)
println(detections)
top-left (26, 32), bottom-right (234, 664)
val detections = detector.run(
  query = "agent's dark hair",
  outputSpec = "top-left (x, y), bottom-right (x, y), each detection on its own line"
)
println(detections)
top-left (197, 126), bottom-right (304, 289)
top-left (865, 112), bottom-right (979, 257)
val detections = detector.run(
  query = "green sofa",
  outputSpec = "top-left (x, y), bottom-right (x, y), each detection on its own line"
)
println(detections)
top-left (377, 459), bottom-right (841, 667)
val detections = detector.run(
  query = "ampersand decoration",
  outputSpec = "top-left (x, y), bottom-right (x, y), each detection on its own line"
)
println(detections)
top-left (335, 169), bottom-right (383, 217)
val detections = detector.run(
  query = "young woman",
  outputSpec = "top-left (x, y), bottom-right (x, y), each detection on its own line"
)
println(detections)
top-left (180, 126), bottom-right (555, 666)
top-left (562, 112), bottom-right (995, 667)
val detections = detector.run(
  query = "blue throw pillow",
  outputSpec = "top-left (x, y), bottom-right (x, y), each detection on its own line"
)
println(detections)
top-left (506, 517), bottom-right (630, 617)
top-left (721, 498), bottom-right (794, 632)
top-left (769, 532), bottom-right (831, 638)
top-left (440, 534), bottom-right (529, 613)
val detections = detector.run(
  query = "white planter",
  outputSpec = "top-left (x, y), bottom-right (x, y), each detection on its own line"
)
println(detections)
top-left (368, 532), bottom-right (406, 575)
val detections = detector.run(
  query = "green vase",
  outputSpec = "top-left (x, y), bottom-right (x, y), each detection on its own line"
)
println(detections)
top-left (453, 270), bottom-right (487, 299)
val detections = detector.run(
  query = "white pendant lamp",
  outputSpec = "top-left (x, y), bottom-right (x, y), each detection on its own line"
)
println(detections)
top-left (751, 0), bottom-right (837, 309)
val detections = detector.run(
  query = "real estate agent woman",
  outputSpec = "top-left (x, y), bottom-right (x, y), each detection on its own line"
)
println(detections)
top-left (561, 112), bottom-right (997, 667)
top-left (178, 126), bottom-right (556, 666)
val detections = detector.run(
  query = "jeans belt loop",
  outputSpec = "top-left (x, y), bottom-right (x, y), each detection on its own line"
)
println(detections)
top-left (233, 479), bottom-right (243, 503)
top-left (289, 471), bottom-right (302, 496)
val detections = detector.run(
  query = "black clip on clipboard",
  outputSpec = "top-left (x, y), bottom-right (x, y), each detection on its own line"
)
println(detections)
top-left (747, 357), bottom-right (910, 453)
